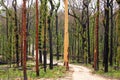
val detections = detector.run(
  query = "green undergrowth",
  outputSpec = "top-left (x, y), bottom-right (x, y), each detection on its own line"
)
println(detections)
top-left (95, 68), bottom-right (120, 79)
top-left (0, 65), bottom-right (66, 79)
top-left (90, 63), bottom-right (120, 79)
top-left (38, 66), bottom-right (66, 78)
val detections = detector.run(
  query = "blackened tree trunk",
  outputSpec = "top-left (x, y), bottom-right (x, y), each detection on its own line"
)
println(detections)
top-left (77, 32), bottom-right (80, 62)
top-left (82, 0), bottom-right (88, 64)
top-left (56, 10), bottom-right (59, 61)
top-left (22, 0), bottom-right (27, 79)
top-left (43, 19), bottom-right (47, 72)
top-left (48, 0), bottom-right (54, 69)
top-left (12, 0), bottom-right (19, 67)
top-left (39, 23), bottom-right (42, 64)
top-left (32, 39), bottom-right (34, 57)
top-left (86, 3), bottom-right (91, 64)
top-left (39, 1), bottom-right (43, 64)
top-left (26, 1), bottom-right (30, 61)
top-left (109, 0), bottom-right (113, 66)
top-left (104, 0), bottom-right (109, 72)
top-left (55, 1), bottom-right (60, 60)
top-left (56, 13), bottom-right (59, 60)
top-left (94, 0), bottom-right (99, 71)
top-left (43, 0), bottom-right (47, 72)
top-left (82, 36), bottom-right (85, 63)
top-left (48, 17), bottom-right (53, 69)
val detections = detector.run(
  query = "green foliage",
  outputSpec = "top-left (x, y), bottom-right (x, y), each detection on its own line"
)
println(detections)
top-left (96, 68), bottom-right (120, 79)
top-left (0, 66), bottom-right (66, 79)
top-left (0, 67), bottom-right (23, 79)
top-left (116, 10), bottom-right (120, 65)
top-left (39, 66), bottom-right (65, 78)
top-left (85, 63), bottom-right (120, 79)
top-left (58, 33), bottom-right (63, 53)
top-left (117, 47), bottom-right (120, 63)
top-left (116, 10), bottom-right (120, 37)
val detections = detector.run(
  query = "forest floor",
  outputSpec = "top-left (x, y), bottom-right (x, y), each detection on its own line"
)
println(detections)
top-left (0, 59), bottom-right (119, 80)
top-left (27, 54), bottom-right (119, 80)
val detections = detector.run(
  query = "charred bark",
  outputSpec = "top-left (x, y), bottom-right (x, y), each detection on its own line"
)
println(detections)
top-left (104, 0), bottom-right (109, 72)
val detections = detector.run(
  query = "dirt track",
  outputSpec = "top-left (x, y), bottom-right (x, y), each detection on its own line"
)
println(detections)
top-left (58, 63), bottom-right (118, 80)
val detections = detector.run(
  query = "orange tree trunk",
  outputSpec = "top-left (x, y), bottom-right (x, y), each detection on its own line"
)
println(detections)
top-left (64, 0), bottom-right (69, 70)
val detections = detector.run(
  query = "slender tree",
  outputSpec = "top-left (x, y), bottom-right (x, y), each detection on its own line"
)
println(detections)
top-left (109, 0), bottom-right (114, 66)
top-left (55, 0), bottom-right (60, 60)
top-left (94, 0), bottom-right (99, 71)
top-left (82, 0), bottom-right (87, 63)
top-left (22, 0), bottom-right (27, 79)
top-left (64, 0), bottom-right (69, 70)
top-left (21, 7), bottom-right (23, 67)
top-left (35, 0), bottom-right (39, 76)
top-left (12, 0), bottom-right (19, 67)
top-left (43, 0), bottom-right (48, 72)
top-left (39, 0), bottom-right (43, 64)
top-left (104, 0), bottom-right (109, 72)
top-left (48, 0), bottom-right (54, 69)
top-left (86, 0), bottom-right (91, 64)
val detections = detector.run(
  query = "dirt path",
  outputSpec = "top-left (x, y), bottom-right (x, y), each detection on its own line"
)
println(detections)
top-left (27, 55), bottom-right (118, 80)
top-left (58, 63), bottom-right (118, 80)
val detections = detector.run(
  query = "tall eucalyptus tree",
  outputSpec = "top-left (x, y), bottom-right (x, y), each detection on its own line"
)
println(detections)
top-left (64, 0), bottom-right (69, 70)
top-left (22, 0), bottom-right (27, 79)
top-left (35, 0), bottom-right (39, 76)
top-left (109, 0), bottom-right (114, 66)
top-left (94, 0), bottom-right (99, 71)
top-left (104, 0), bottom-right (110, 72)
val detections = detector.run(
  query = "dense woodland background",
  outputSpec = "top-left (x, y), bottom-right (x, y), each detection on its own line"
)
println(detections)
top-left (0, 0), bottom-right (120, 79)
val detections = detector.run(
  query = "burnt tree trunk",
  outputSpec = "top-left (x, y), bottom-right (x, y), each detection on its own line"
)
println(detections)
top-left (104, 0), bottom-right (109, 72)
top-left (48, 0), bottom-right (54, 69)
top-left (56, 10), bottom-right (59, 60)
top-left (55, 1), bottom-right (60, 60)
top-left (109, 0), bottom-right (114, 66)
top-left (13, 0), bottom-right (19, 67)
top-left (86, 4), bottom-right (91, 64)
top-left (43, 0), bottom-right (47, 72)
top-left (39, 4), bottom-right (43, 64)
